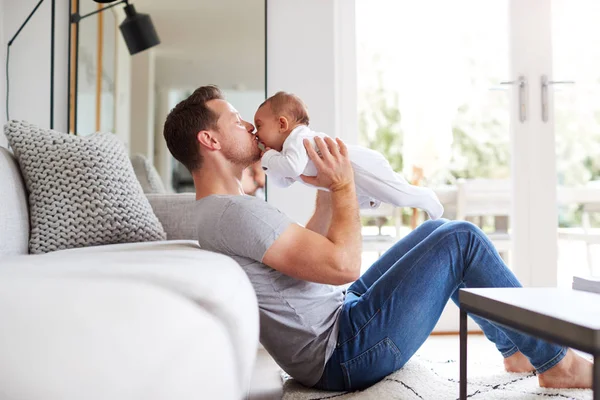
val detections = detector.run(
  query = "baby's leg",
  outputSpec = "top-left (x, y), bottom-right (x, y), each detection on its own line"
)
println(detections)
top-left (354, 166), bottom-right (444, 219)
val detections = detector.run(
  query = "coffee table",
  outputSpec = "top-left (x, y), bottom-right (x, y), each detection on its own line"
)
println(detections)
top-left (459, 288), bottom-right (600, 400)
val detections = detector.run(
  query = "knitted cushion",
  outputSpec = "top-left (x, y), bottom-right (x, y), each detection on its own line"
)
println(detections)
top-left (4, 121), bottom-right (166, 254)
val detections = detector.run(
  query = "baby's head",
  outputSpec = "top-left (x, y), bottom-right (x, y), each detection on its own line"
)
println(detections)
top-left (254, 91), bottom-right (310, 151)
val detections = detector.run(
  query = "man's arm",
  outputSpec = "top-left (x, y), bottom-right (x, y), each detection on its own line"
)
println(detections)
top-left (304, 190), bottom-right (332, 236)
top-left (262, 137), bottom-right (362, 285)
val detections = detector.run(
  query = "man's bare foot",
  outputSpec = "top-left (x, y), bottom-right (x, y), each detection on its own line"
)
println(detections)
top-left (538, 349), bottom-right (593, 389)
top-left (504, 351), bottom-right (535, 373)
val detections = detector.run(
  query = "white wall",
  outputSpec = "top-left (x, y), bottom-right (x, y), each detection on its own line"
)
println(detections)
top-left (130, 49), bottom-right (156, 162)
top-left (150, 0), bottom-right (265, 92)
top-left (0, 0), bottom-right (6, 147)
top-left (223, 90), bottom-right (265, 123)
top-left (266, 0), bottom-right (357, 224)
top-left (1, 0), bottom-right (69, 139)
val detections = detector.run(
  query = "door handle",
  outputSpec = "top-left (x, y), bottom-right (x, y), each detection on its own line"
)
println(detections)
top-left (541, 75), bottom-right (575, 123)
top-left (500, 76), bottom-right (527, 123)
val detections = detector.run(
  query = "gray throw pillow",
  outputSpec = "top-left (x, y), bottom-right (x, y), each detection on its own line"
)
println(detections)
top-left (4, 120), bottom-right (166, 254)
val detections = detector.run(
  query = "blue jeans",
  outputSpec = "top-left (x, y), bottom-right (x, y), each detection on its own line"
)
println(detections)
top-left (313, 219), bottom-right (567, 391)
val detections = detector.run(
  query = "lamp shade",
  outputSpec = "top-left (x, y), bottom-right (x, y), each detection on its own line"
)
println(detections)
top-left (119, 4), bottom-right (160, 55)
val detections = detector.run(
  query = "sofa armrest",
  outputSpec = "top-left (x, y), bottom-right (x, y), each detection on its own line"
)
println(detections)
top-left (0, 276), bottom-right (241, 400)
top-left (146, 193), bottom-right (197, 240)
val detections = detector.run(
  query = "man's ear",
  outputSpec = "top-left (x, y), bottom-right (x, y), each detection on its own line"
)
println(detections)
top-left (278, 116), bottom-right (289, 133)
top-left (197, 130), bottom-right (221, 150)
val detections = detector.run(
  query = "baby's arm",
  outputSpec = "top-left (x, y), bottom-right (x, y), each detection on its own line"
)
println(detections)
top-left (260, 140), bottom-right (310, 179)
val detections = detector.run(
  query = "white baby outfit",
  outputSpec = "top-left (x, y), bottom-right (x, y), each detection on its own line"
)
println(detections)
top-left (261, 126), bottom-right (444, 219)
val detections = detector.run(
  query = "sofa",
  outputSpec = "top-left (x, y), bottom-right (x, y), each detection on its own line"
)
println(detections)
top-left (0, 146), bottom-right (283, 400)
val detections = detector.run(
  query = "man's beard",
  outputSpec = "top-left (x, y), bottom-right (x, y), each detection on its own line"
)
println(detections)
top-left (223, 143), bottom-right (261, 167)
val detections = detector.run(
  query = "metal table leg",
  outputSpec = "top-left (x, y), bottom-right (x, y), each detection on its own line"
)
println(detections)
top-left (460, 308), bottom-right (468, 400)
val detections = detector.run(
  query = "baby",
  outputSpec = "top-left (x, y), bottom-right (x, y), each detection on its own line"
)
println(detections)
top-left (253, 91), bottom-right (444, 219)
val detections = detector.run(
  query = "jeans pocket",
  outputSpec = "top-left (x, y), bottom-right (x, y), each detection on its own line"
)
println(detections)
top-left (340, 337), bottom-right (402, 391)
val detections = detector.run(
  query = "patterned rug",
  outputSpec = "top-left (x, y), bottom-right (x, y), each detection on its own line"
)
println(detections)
top-left (282, 336), bottom-right (593, 400)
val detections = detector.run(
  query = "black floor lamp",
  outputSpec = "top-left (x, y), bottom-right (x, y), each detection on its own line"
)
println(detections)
top-left (5, 0), bottom-right (159, 131)
top-left (70, 0), bottom-right (160, 55)
top-left (69, 0), bottom-right (160, 134)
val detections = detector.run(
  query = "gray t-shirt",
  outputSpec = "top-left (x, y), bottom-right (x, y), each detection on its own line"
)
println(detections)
top-left (194, 194), bottom-right (345, 387)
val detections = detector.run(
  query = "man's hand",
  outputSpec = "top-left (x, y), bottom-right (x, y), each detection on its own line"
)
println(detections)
top-left (300, 137), bottom-right (354, 192)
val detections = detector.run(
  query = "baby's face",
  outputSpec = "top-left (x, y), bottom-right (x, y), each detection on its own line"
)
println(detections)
top-left (254, 105), bottom-right (282, 151)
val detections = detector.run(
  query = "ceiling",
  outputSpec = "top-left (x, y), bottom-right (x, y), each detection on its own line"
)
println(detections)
top-left (135, 0), bottom-right (266, 90)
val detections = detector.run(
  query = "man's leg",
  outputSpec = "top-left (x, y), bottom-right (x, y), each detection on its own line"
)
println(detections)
top-left (349, 219), bottom-right (518, 357)
top-left (450, 283), bottom-right (519, 358)
top-left (332, 220), bottom-right (566, 391)
top-left (348, 218), bottom-right (449, 296)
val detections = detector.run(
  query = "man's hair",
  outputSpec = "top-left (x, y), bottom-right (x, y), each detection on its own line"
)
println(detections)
top-left (260, 91), bottom-right (310, 126)
top-left (163, 85), bottom-right (224, 172)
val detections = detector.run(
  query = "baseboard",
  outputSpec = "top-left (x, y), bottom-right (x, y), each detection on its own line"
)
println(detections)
top-left (429, 331), bottom-right (484, 336)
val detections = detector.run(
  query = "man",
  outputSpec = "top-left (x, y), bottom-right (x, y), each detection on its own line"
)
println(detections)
top-left (163, 86), bottom-right (592, 391)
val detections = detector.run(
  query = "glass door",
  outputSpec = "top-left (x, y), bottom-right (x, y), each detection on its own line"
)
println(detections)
top-left (355, 0), bottom-right (595, 330)
top-left (356, 0), bottom-right (512, 272)
top-left (552, 0), bottom-right (600, 283)
top-left (356, 0), bottom-right (513, 331)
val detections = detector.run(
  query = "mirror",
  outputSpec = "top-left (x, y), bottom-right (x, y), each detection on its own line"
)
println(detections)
top-left (70, 0), bottom-right (117, 135)
top-left (70, 0), bottom-right (266, 197)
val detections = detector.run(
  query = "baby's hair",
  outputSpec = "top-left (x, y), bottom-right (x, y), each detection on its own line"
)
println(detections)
top-left (260, 91), bottom-right (310, 126)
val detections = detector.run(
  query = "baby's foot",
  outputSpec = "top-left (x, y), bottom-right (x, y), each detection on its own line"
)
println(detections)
top-left (427, 201), bottom-right (444, 220)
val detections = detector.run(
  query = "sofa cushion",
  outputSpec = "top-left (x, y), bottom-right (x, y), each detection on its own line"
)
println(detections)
top-left (0, 240), bottom-right (259, 396)
top-left (130, 153), bottom-right (166, 194)
top-left (4, 121), bottom-right (166, 254)
top-left (0, 147), bottom-right (29, 257)
top-left (146, 193), bottom-right (197, 240)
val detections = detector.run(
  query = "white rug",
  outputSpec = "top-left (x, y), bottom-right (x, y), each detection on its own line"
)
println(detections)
top-left (282, 336), bottom-right (593, 400)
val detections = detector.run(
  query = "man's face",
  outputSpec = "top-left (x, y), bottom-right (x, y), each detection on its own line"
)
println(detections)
top-left (207, 99), bottom-right (261, 165)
